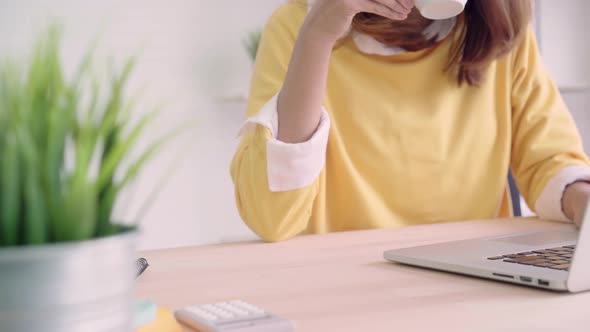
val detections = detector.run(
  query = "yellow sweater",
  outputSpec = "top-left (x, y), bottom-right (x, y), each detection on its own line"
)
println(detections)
top-left (231, 3), bottom-right (590, 242)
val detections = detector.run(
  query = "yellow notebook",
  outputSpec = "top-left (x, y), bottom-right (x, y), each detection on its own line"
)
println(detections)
top-left (136, 307), bottom-right (183, 332)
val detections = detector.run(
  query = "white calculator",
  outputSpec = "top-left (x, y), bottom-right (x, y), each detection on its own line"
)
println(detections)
top-left (174, 300), bottom-right (295, 332)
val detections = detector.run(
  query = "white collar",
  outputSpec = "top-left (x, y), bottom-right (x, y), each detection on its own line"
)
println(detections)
top-left (307, 1), bottom-right (457, 56)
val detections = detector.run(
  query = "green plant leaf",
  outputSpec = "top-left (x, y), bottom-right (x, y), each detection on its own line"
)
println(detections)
top-left (118, 126), bottom-right (189, 190)
top-left (0, 24), bottom-right (175, 246)
top-left (44, 96), bottom-right (79, 241)
top-left (23, 170), bottom-right (47, 245)
top-left (96, 109), bottom-right (159, 190)
top-left (96, 182), bottom-right (117, 237)
top-left (56, 177), bottom-right (97, 242)
top-left (16, 125), bottom-right (48, 245)
top-left (0, 132), bottom-right (20, 246)
top-left (96, 124), bottom-right (188, 231)
top-left (243, 30), bottom-right (262, 62)
top-left (97, 57), bottom-right (136, 135)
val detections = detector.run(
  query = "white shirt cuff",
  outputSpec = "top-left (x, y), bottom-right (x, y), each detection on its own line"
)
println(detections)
top-left (535, 165), bottom-right (590, 222)
top-left (238, 93), bottom-right (331, 192)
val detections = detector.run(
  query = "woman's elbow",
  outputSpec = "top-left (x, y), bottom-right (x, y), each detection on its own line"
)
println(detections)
top-left (244, 218), bottom-right (301, 243)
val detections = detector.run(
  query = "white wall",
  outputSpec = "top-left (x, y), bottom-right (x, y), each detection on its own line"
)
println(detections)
top-left (0, 1), bottom-right (587, 248)
top-left (536, 0), bottom-right (589, 152)
top-left (563, 92), bottom-right (590, 155)
top-left (537, 0), bottom-right (590, 90)
top-left (0, 0), bottom-right (285, 249)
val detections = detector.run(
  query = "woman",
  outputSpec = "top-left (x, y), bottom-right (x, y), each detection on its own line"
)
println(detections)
top-left (231, 0), bottom-right (590, 242)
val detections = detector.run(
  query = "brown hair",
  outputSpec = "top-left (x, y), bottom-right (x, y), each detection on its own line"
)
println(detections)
top-left (352, 0), bottom-right (532, 86)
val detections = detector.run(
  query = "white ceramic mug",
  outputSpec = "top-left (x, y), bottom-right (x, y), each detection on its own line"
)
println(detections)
top-left (414, 0), bottom-right (468, 20)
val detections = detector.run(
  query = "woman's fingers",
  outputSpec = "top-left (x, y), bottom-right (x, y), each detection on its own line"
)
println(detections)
top-left (357, 0), bottom-right (410, 20)
top-left (396, 0), bottom-right (415, 11)
top-left (356, 0), bottom-right (408, 20)
top-left (377, 0), bottom-right (414, 13)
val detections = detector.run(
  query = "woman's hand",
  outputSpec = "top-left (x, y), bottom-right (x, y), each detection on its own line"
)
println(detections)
top-left (563, 181), bottom-right (590, 227)
top-left (302, 0), bottom-right (414, 46)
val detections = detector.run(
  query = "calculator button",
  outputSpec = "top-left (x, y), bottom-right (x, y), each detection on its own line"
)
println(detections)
top-left (187, 308), bottom-right (218, 321)
top-left (246, 305), bottom-right (265, 314)
top-left (217, 303), bottom-right (234, 309)
top-left (188, 307), bottom-right (211, 315)
top-left (232, 308), bottom-right (250, 316)
top-left (218, 312), bottom-right (234, 319)
top-left (218, 303), bottom-right (247, 316)
top-left (229, 301), bottom-right (266, 317)
top-left (175, 301), bottom-right (295, 332)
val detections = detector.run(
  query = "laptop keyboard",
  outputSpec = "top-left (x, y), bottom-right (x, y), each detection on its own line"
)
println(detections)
top-left (487, 245), bottom-right (575, 271)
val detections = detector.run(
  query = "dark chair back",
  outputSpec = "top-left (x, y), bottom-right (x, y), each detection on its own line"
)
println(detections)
top-left (508, 171), bottom-right (522, 217)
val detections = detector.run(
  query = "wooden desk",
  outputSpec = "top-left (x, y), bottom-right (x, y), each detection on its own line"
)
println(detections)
top-left (137, 218), bottom-right (590, 331)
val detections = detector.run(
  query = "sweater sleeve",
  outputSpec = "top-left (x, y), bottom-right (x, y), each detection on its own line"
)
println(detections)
top-left (230, 3), bottom-right (330, 242)
top-left (510, 27), bottom-right (590, 222)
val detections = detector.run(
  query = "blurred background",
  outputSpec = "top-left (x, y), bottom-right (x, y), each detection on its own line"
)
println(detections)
top-left (0, 0), bottom-right (587, 250)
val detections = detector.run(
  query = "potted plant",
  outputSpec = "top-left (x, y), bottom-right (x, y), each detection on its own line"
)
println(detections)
top-left (0, 26), bottom-right (173, 332)
top-left (243, 29), bottom-right (262, 63)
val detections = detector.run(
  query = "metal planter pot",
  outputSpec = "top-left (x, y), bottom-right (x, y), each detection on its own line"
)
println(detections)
top-left (0, 227), bottom-right (137, 332)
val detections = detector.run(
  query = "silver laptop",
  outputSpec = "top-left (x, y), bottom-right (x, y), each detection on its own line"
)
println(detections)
top-left (384, 202), bottom-right (590, 292)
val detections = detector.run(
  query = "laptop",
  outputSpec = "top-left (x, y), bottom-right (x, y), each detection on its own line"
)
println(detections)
top-left (383, 202), bottom-right (590, 292)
